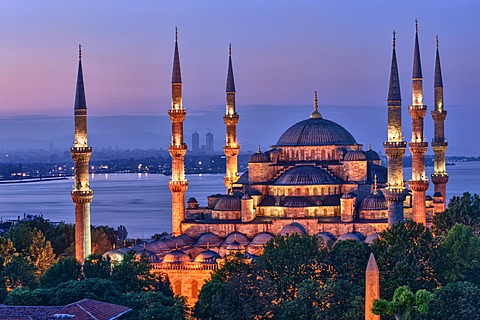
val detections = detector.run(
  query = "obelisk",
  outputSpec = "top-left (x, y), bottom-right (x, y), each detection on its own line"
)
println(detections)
top-left (365, 253), bottom-right (380, 320)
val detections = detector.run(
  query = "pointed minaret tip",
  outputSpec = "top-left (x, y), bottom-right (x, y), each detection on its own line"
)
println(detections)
top-left (226, 44), bottom-right (236, 93)
top-left (172, 27), bottom-right (182, 84)
top-left (366, 252), bottom-right (379, 272)
top-left (388, 31), bottom-right (401, 102)
top-left (74, 45), bottom-right (87, 110)
top-left (434, 35), bottom-right (443, 88)
top-left (78, 43), bottom-right (82, 60)
top-left (413, 19), bottom-right (423, 79)
top-left (310, 90), bottom-right (322, 119)
top-left (392, 30), bottom-right (396, 48)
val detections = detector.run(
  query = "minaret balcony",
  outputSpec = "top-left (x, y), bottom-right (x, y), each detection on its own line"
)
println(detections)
top-left (431, 110), bottom-right (447, 121)
top-left (71, 190), bottom-right (94, 203)
top-left (169, 180), bottom-right (188, 192)
top-left (383, 141), bottom-right (407, 149)
top-left (71, 146), bottom-right (92, 153)
top-left (431, 141), bottom-right (448, 148)
top-left (223, 114), bottom-right (239, 125)
top-left (169, 144), bottom-right (187, 157)
top-left (431, 174), bottom-right (449, 185)
top-left (408, 179), bottom-right (429, 192)
top-left (408, 141), bottom-right (428, 148)
top-left (168, 109), bottom-right (187, 122)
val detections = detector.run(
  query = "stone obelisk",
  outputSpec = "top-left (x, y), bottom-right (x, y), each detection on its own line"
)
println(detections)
top-left (365, 253), bottom-right (380, 320)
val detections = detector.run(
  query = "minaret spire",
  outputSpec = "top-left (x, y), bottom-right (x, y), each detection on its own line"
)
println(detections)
top-left (168, 29), bottom-right (188, 236)
top-left (384, 30), bottom-right (407, 227)
top-left (71, 45), bottom-right (93, 263)
top-left (408, 20), bottom-right (429, 225)
top-left (431, 35), bottom-right (448, 211)
top-left (223, 44), bottom-right (240, 192)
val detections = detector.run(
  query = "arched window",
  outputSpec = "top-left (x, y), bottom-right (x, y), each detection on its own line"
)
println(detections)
top-left (191, 281), bottom-right (199, 299)
top-left (313, 187), bottom-right (318, 195)
top-left (174, 280), bottom-right (182, 295)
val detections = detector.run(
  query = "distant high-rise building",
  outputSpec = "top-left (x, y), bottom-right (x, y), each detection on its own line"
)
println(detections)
top-left (205, 132), bottom-right (214, 154)
top-left (192, 131), bottom-right (200, 154)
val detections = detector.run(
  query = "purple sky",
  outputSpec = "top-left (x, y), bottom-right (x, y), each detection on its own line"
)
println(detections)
top-left (0, 1), bottom-right (478, 154)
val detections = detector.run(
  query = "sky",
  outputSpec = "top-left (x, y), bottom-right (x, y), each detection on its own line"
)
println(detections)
top-left (0, 1), bottom-right (478, 154)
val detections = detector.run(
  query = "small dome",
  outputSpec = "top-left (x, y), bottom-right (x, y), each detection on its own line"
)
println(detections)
top-left (341, 192), bottom-right (356, 199)
top-left (223, 232), bottom-right (250, 246)
top-left (344, 150), bottom-right (367, 161)
top-left (103, 250), bottom-right (125, 263)
top-left (214, 195), bottom-right (241, 211)
top-left (364, 233), bottom-right (380, 244)
top-left (316, 232), bottom-right (335, 245)
top-left (145, 241), bottom-right (171, 253)
top-left (360, 190), bottom-right (387, 211)
top-left (433, 191), bottom-right (443, 198)
top-left (279, 222), bottom-right (307, 236)
top-left (187, 197), bottom-right (198, 203)
top-left (135, 249), bottom-right (159, 262)
top-left (237, 171), bottom-right (249, 184)
top-left (275, 118), bottom-right (357, 147)
top-left (249, 150), bottom-right (270, 163)
top-left (365, 149), bottom-right (381, 161)
top-left (283, 196), bottom-right (313, 207)
top-left (194, 250), bottom-right (221, 263)
top-left (174, 234), bottom-right (195, 246)
top-left (163, 249), bottom-right (191, 263)
top-left (242, 194), bottom-right (252, 200)
top-left (425, 195), bottom-right (433, 201)
top-left (226, 240), bottom-right (244, 251)
top-left (275, 166), bottom-right (335, 185)
top-left (117, 247), bottom-right (135, 254)
top-left (249, 232), bottom-right (275, 246)
top-left (336, 233), bottom-right (361, 242)
top-left (196, 232), bottom-right (222, 247)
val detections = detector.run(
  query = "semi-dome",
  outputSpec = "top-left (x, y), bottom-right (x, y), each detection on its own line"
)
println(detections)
top-left (223, 232), bottom-right (250, 246)
top-left (336, 233), bottom-right (361, 242)
top-left (283, 196), bottom-right (313, 207)
top-left (163, 249), bottom-right (191, 263)
top-left (344, 150), bottom-right (367, 161)
top-left (365, 149), bottom-right (381, 161)
top-left (249, 232), bottom-right (275, 246)
top-left (194, 250), bottom-right (221, 263)
top-left (275, 118), bottom-right (357, 147)
top-left (214, 195), bottom-right (241, 211)
top-left (195, 232), bottom-right (222, 247)
top-left (279, 222), bottom-right (307, 236)
top-left (275, 166), bottom-right (335, 185)
top-left (360, 190), bottom-right (387, 211)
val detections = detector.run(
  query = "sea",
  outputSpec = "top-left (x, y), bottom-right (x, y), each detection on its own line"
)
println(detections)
top-left (0, 161), bottom-right (478, 238)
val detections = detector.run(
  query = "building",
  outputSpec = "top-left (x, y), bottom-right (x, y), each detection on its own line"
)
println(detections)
top-left (205, 132), bottom-right (214, 155)
top-left (104, 24), bottom-right (448, 306)
top-left (191, 131), bottom-right (200, 154)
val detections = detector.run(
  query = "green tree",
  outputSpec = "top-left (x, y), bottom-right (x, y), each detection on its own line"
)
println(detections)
top-left (50, 222), bottom-right (75, 257)
top-left (3, 286), bottom-right (52, 306)
top-left (51, 278), bottom-right (122, 305)
top-left (433, 223), bottom-right (480, 286)
top-left (0, 237), bottom-right (15, 264)
top-left (371, 221), bottom-right (438, 299)
top-left (27, 229), bottom-right (57, 278)
top-left (2, 254), bottom-right (37, 291)
top-left (121, 291), bottom-right (187, 320)
top-left (110, 251), bottom-right (156, 293)
top-left (421, 282), bottom-right (480, 320)
top-left (433, 192), bottom-right (480, 235)
top-left (372, 286), bottom-right (433, 320)
top-left (83, 254), bottom-right (111, 279)
top-left (39, 257), bottom-right (82, 288)
top-left (91, 228), bottom-right (111, 255)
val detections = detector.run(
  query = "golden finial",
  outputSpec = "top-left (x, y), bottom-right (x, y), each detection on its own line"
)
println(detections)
top-left (415, 19), bottom-right (418, 33)
top-left (392, 30), bottom-right (396, 48)
top-left (314, 90), bottom-right (318, 109)
top-left (310, 90), bottom-right (322, 119)
top-left (436, 35), bottom-right (439, 49)
top-left (373, 174), bottom-right (378, 193)
top-left (175, 243), bottom-right (178, 250)
top-left (78, 43), bottom-right (82, 59)
top-left (369, 143), bottom-right (372, 150)
top-left (257, 145), bottom-right (261, 153)
top-left (207, 242), bottom-right (210, 250)
top-left (143, 242), bottom-right (146, 250)
top-left (229, 43), bottom-right (232, 56)
top-left (175, 27), bottom-right (178, 41)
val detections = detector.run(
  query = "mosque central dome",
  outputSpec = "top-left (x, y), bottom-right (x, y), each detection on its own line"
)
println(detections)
top-left (275, 118), bottom-right (357, 147)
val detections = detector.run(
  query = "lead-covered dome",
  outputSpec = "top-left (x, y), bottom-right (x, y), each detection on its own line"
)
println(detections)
top-left (275, 118), bottom-right (356, 147)
top-left (279, 222), bottom-right (307, 236)
top-left (344, 150), bottom-right (366, 161)
top-left (214, 195), bottom-right (241, 211)
top-left (365, 149), bottom-right (381, 161)
top-left (194, 250), bottom-right (221, 263)
top-left (275, 166), bottom-right (335, 185)
top-left (249, 151), bottom-right (270, 163)
top-left (163, 249), bottom-right (191, 263)
top-left (360, 190), bottom-right (387, 211)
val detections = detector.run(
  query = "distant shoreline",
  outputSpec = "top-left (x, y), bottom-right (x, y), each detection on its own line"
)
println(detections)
top-left (0, 177), bottom-right (68, 184)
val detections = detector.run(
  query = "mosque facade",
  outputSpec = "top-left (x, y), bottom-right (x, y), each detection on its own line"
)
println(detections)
top-left (100, 23), bottom-right (448, 306)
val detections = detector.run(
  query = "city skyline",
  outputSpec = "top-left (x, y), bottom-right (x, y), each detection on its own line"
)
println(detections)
top-left (0, 1), bottom-right (478, 154)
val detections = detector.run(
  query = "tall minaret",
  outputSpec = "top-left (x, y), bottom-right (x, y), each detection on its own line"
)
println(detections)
top-left (223, 44), bottom-right (240, 193)
top-left (431, 36), bottom-right (448, 211)
top-left (383, 31), bottom-right (407, 227)
top-left (168, 28), bottom-right (188, 236)
top-left (408, 20), bottom-right (429, 225)
top-left (70, 44), bottom-right (93, 263)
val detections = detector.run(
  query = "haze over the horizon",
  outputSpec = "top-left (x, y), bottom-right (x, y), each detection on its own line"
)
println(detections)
top-left (0, 1), bottom-right (478, 154)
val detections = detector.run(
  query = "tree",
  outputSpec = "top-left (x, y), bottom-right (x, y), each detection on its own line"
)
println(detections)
top-left (39, 257), bottom-right (82, 288)
top-left (433, 223), bottom-right (480, 286)
top-left (371, 221), bottom-right (438, 299)
top-left (83, 254), bottom-right (111, 279)
top-left (116, 225), bottom-right (128, 242)
top-left (27, 229), bottom-right (57, 278)
top-left (2, 254), bottom-right (37, 291)
top-left (110, 251), bottom-right (156, 293)
top-left (0, 237), bottom-right (15, 264)
top-left (121, 292), bottom-right (187, 320)
top-left (372, 286), bottom-right (433, 320)
top-left (91, 228), bottom-right (111, 255)
top-left (421, 282), bottom-right (480, 320)
top-left (51, 278), bottom-right (123, 306)
top-left (433, 192), bottom-right (480, 235)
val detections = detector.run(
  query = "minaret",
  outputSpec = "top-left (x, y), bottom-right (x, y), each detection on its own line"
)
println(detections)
top-left (408, 20), bottom-right (429, 225)
top-left (431, 36), bottom-right (448, 211)
top-left (365, 253), bottom-right (380, 320)
top-left (70, 44), bottom-right (93, 263)
top-left (383, 31), bottom-right (407, 227)
top-left (168, 28), bottom-right (188, 236)
top-left (223, 44), bottom-right (240, 193)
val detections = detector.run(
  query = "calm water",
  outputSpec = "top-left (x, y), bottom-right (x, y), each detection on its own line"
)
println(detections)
top-left (0, 162), bottom-right (478, 238)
